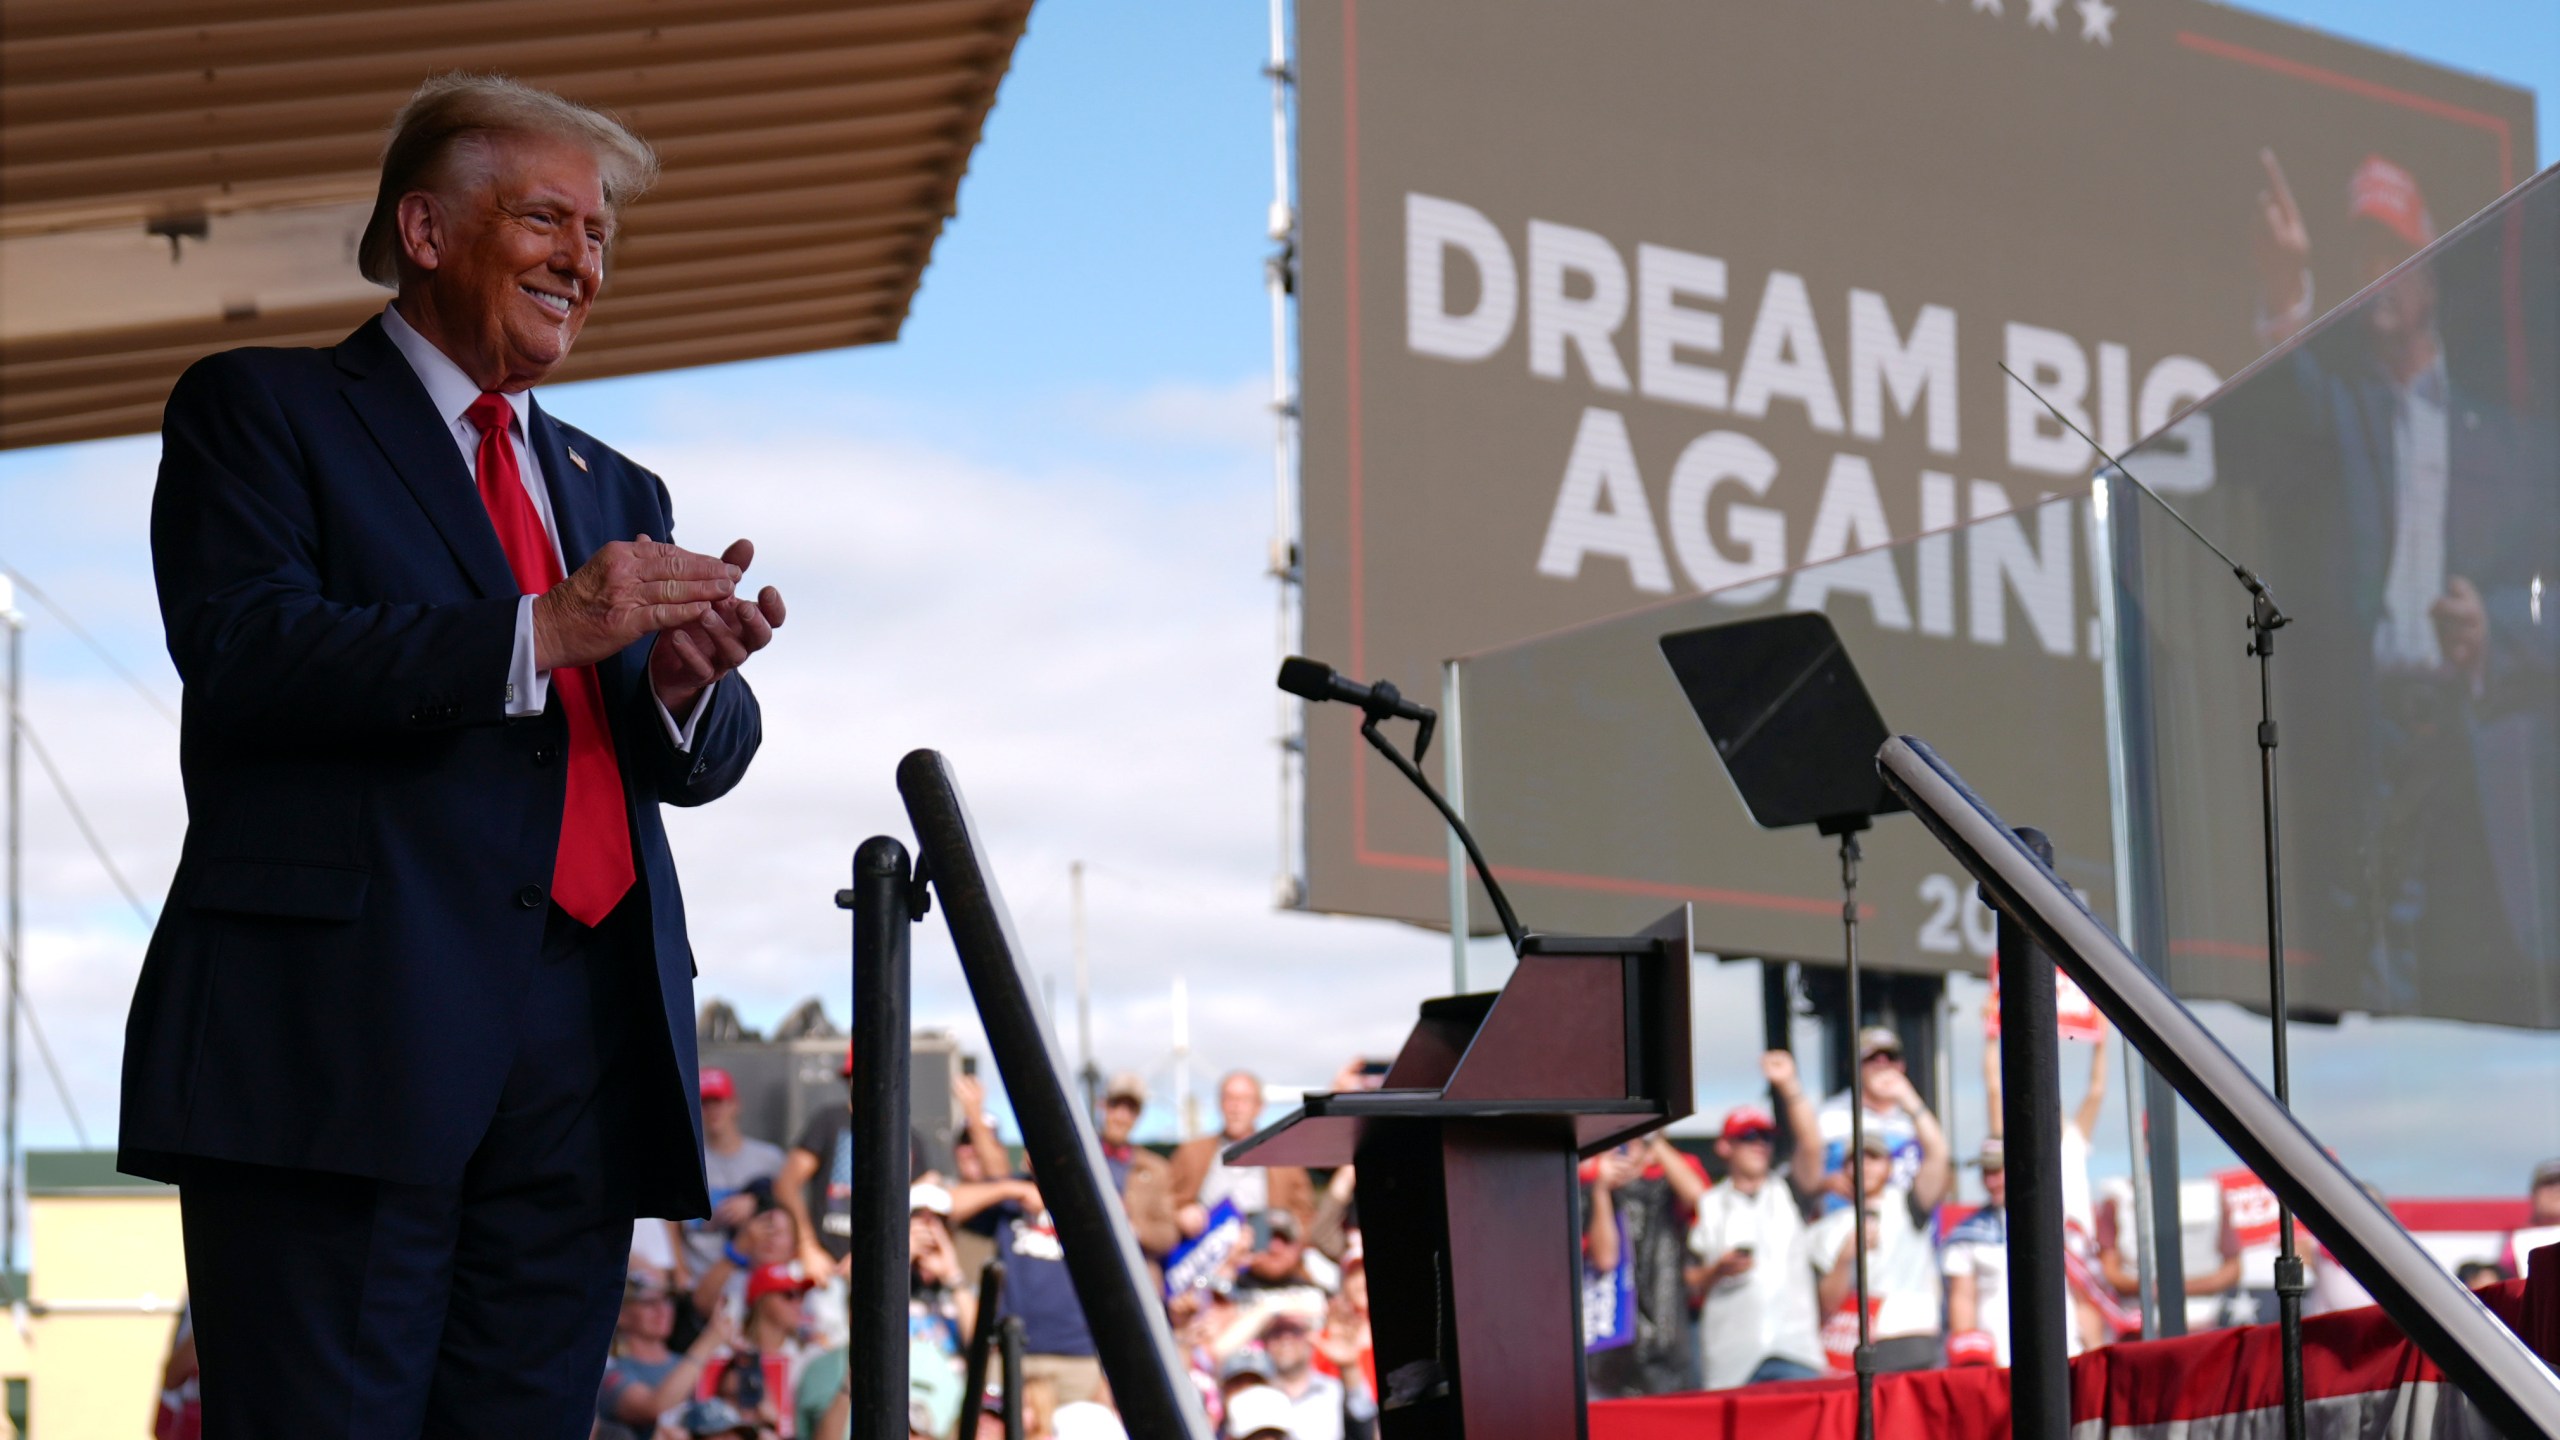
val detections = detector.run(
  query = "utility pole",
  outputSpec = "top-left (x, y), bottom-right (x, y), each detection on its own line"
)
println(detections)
top-left (2, 576), bottom-right (23, 1305)
top-left (1070, 861), bottom-right (1099, 1119)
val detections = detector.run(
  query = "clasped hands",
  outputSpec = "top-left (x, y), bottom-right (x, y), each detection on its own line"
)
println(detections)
top-left (531, 535), bottom-right (787, 715)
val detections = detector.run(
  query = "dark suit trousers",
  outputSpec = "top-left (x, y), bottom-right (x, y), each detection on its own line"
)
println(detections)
top-left (181, 896), bottom-right (658, 1440)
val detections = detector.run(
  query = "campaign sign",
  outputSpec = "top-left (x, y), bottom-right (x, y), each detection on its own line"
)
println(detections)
top-left (1162, 1199), bottom-right (1246, 1301)
top-left (1582, 1247), bottom-right (1637, 1352)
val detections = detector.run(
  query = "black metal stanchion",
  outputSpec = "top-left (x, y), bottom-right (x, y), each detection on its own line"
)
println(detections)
top-left (1835, 824), bottom-right (1876, 1440)
top-left (2250, 592), bottom-right (2309, 1440)
top-left (1992, 828), bottom-right (2071, 1440)
top-left (953, 1262), bottom-right (1006, 1440)
top-left (847, 836), bottom-right (914, 1440)
top-left (1000, 1316), bottom-right (1027, 1440)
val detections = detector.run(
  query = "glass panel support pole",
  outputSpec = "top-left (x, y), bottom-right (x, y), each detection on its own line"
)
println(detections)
top-left (2092, 473), bottom-right (2182, 1335)
top-left (1443, 660), bottom-right (1468, 993)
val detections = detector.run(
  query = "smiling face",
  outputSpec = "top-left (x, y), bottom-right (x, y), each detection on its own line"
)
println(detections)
top-left (1102, 1096), bottom-right (1141, 1146)
top-left (1718, 1129), bottom-right (1774, 1182)
top-left (1220, 1074), bottom-right (1264, 1139)
top-left (1262, 1323), bottom-right (1313, 1379)
top-left (745, 1206), bottom-right (797, 1264)
top-left (701, 1090), bottom-right (739, 1144)
top-left (393, 129), bottom-right (612, 392)
top-left (1857, 1048), bottom-right (1904, 1106)
top-left (619, 1286), bottom-right (673, 1341)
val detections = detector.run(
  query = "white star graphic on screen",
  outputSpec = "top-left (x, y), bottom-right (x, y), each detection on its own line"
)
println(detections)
top-left (2076, 0), bottom-right (2117, 44)
top-left (1973, 0), bottom-right (2003, 13)
top-left (2026, 0), bottom-right (2063, 30)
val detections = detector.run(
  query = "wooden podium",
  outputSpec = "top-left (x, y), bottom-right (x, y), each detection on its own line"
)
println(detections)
top-left (1226, 908), bottom-right (1692, 1440)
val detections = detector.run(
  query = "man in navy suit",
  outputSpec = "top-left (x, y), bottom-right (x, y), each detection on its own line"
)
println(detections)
top-left (2230, 151), bottom-right (2560, 1024)
top-left (120, 75), bottom-right (786, 1437)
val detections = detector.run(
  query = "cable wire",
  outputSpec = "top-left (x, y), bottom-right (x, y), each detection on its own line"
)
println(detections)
top-left (0, 942), bottom-right (91, 1148)
top-left (0, 556), bottom-right (181, 728)
top-left (8, 704), bottom-right (158, 925)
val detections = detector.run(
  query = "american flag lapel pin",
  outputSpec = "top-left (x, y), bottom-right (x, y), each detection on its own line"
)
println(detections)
top-left (567, 446), bottom-right (589, 472)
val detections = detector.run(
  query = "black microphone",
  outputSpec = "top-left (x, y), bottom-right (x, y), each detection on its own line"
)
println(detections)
top-left (1277, 656), bottom-right (1436, 726)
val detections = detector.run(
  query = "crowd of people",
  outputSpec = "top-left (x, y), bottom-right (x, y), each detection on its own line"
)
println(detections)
top-left (1579, 1021), bottom-right (2558, 1401)
top-left (584, 1025), bottom-right (2560, 1440)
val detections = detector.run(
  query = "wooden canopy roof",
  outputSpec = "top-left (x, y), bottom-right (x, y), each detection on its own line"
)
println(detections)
top-left (0, 0), bottom-right (1032, 450)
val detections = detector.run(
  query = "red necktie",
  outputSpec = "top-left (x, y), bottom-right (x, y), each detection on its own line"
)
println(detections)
top-left (465, 392), bottom-right (634, 926)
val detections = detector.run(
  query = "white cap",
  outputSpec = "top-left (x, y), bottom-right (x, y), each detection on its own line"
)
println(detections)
top-left (1051, 1402), bottom-right (1129, 1440)
top-left (1223, 1386), bottom-right (1299, 1438)
top-left (908, 1182), bottom-right (953, 1217)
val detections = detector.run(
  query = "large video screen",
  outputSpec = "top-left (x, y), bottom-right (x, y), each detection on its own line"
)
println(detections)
top-left (1293, 0), bottom-right (2538, 994)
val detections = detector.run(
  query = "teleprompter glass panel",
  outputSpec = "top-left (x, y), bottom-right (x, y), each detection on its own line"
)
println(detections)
top-left (2105, 165), bottom-right (2559, 1204)
top-left (1451, 495), bottom-right (2107, 975)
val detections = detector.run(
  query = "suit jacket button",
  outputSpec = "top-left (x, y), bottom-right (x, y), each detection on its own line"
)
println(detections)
top-left (533, 745), bottom-right (557, 767)
top-left (515, 884), bottom-right (545, 910)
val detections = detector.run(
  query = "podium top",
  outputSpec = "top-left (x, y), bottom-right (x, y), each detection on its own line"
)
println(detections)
top-left (1226, 909), bottom-right (1693, 1169)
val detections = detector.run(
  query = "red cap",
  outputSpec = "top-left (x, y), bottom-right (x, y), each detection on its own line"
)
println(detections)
top-left (699, 1068), bottom-right (736, 1102)
top-left (2349, 154), bottom-right (2433, 251)
top-left (1720, 1105), bottom-right (1776, 1142)
top-left (1946, 1330), bottom-right (1998, 1367)
top-left (746, 1263), bottom-right (814, 1306)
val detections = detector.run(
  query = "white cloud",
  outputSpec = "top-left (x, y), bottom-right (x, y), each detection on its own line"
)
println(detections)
top-left (1079, 375), bottom-right (1275, 452)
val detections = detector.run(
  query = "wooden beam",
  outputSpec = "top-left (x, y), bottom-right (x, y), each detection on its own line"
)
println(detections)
top-left (3, 0), bottom-right (1011, 83)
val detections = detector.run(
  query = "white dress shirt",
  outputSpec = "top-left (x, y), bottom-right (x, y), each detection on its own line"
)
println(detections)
top-left (380, 304), bottom-right (707, 749)
top-left (2374, 354), bottom-right (2452, 673)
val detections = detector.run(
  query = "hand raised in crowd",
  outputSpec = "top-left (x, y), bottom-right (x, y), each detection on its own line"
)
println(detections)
top-left (692, 1304), bottom-right (738, 1356)
top-left (647, 537), bottom-right (786, 714)
top-left (797, 1231), bottom-right (837, 1284)
top-left (1868, 1064), bottom-right (1925, 1115)
top-left (711, 1190), bottom-right (759, 1232)
top-left (2251, 147), bottom-right (2313, 317)
top-left (1314, 1302), bottom-right (1365, 1372)
top-left (913, 1217), bottom-right (962, 1287)
top-left (952, 1071), bottom-right (988, 1121)
top-left (1593, 1148), bottom-right (1642, 1192)
top-left (533, 535), bottom-right (736, 672)
top-left (1761, 1048), bottom-right (1803, 1097)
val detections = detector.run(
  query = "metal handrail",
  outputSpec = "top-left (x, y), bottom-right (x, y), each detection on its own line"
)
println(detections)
top-left (895, 749), bottom-right (1215, 1440)
top-left (1878, 734), bottom-right (2560, 1440)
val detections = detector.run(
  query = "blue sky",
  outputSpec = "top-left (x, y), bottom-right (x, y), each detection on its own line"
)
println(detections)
top-left (1, 0), bottom-right (2553, 1218)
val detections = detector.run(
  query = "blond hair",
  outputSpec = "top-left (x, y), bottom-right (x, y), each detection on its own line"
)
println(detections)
top-left (357, 73), bottom-right (659, 287)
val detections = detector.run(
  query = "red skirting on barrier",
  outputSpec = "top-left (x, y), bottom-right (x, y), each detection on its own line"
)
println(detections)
top-left (1593, 1262), bottom-right (2552, 1440)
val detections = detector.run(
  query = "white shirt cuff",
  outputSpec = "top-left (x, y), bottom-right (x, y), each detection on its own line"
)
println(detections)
top-left (505, 594), bottom-right (551, 716)
top-left (655, 676), bottom-right (714, 753)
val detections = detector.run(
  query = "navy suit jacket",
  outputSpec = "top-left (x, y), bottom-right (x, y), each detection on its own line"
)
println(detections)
top-left (120, 315), bottom-right (754, 1217)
